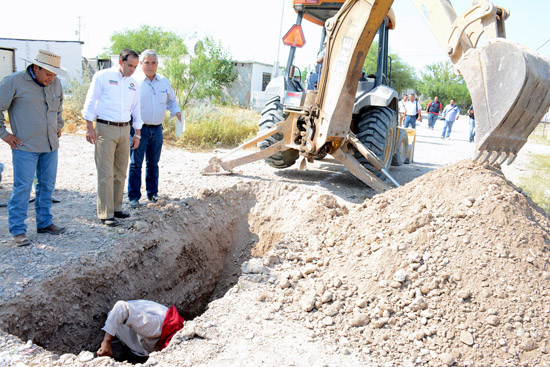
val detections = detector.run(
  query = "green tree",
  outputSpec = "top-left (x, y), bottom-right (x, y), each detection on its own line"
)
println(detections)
top-left (417, 61), bottom-right (471, 109)
top-left (362, 41), bottom-right (417, 94)
top-left (109, 25), bottom-right (187, 55)
top-left (162, 36), bottom-right (237, 109)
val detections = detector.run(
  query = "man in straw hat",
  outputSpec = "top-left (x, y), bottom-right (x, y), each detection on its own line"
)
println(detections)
top-left (0, 49), bottom-right (68, 246)
top-left (82, 49), bottom-right (143, 227)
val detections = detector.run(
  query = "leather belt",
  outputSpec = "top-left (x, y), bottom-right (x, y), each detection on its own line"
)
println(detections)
top-left (142, 124), bottom-right (162, 128)
top-left (97, 118), bottom-right (130, 127)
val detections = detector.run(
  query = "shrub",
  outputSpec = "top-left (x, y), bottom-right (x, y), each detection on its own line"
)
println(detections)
top-left (164, 105), bottom-right (259, 149)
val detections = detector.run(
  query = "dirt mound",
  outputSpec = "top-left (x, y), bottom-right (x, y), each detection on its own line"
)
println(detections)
top-left (224, 160), bottom-right (550, 366)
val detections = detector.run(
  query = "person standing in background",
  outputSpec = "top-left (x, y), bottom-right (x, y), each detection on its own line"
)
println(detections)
top-left (441, 98), bottom-right (461, 139)
top-left (398, 95), bottom-right (407, 126)
top-left (404, 94), bottom-right (422, 129)
top-left (468, 104), bottom-right (475, 142)
top-left (426, 96), bottom-right (442, 130)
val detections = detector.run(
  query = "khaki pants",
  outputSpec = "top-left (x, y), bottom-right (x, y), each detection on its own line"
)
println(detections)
top-left (95, 122), bottom-right (130, 219)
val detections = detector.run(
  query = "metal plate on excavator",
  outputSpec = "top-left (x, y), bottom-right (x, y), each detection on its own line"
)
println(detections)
top-left (458, 39), bottom-right (550, 164)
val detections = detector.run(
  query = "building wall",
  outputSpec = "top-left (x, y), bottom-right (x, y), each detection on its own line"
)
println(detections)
top-left (223, 62), bottom-right (253, 106)
top-left (0, 38), bottom-right (83, 85)
top-left (222, 61), bottom-right (283, 109)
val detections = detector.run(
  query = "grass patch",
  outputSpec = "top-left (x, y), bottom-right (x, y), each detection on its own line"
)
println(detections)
top-left (60, 100), bottom-right (260, 150)
top-left (528, 123), bottom-right (550, 146)
top-left (519, 153), bottom-right (550, 213)
top-left (164, 105), bottom-right (259, 149)
top-left (62, 105), bottom-right (87, 134)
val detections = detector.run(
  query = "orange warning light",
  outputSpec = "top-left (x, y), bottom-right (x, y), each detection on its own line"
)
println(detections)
top-left (282, 24), bottom-right (306, 48)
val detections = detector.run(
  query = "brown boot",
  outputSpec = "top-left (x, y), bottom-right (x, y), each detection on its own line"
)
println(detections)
top-left (13, 234), bottom-right (31, 246)
top-left (37, 223), bottom-right (66, 235)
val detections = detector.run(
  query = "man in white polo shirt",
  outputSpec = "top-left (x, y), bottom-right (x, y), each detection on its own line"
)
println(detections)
top-left (128, 49), bottom-right (181, 207)
top-left (82, 49), bottom-right (143, 227)
top-left (404, 93), bottom-right (422, 129)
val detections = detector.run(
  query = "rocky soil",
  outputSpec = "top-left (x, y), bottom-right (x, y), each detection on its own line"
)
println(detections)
top-left (1, 119), bottom-right (550, 366)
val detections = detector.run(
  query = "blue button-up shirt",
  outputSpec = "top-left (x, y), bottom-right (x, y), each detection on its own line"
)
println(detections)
top-left (137, 73), bottom-right (180, 125)
top-left (442, 104), bottom-right (460, 122)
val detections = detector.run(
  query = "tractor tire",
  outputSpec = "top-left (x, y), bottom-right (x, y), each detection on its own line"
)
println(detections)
top-left (257, 96), bottom-right (299, 169)
top-left (391, 128), bottom-right (409, 166)
top-left (354, 107), bottom-right (397, 178)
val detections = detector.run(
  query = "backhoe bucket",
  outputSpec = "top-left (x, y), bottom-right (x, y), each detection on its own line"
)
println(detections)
top-left (457, 39), bottom-right (550, 164)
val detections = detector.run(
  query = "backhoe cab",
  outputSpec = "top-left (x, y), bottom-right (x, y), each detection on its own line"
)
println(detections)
top-left (203, 0), bottom-right (550, 193)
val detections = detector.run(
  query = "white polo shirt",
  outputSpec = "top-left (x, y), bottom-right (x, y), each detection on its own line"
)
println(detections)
top-left (82, 66), bottom-right (143, 130)
top-left (404, 100), bottom-right (421, 116)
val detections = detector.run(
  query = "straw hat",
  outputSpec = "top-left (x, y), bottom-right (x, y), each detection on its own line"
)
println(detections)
top-left (23, 49), bottom-right (68, 78)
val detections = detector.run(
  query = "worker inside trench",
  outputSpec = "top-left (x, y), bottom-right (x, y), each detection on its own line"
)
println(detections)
top-left (0, 191), bottom-right (261, 360)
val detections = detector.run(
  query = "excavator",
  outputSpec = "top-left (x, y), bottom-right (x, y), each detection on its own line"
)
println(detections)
top-left (203, 0), bottom-right (550, 193)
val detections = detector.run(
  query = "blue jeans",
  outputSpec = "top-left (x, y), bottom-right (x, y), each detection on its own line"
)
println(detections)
top-left (128, 125), bottom-right (163, 201)
top-left (9, 149), bottom-right (58, 235)
top-left (442, 119), bottom-right (455, 138)
top-left (404, 115), bottom-right (416, 129)
top-left (427, 114), bottom-right (438, 129)
top-left (469, 118), bottom-right (475, 142)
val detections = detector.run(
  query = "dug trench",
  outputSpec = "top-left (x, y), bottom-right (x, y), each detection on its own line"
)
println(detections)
top-left (0, 181), bottom-right (309, 355)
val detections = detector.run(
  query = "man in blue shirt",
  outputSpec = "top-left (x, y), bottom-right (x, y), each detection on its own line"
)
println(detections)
top-left (441, 98), bottom-right (460, 139)
top-left (128, 50), bottom-right (181, 207)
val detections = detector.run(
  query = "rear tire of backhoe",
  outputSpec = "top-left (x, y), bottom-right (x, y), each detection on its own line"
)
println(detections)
top-left (257, 96), bottom-right (299, 169)
top-left (354, 107), bottom-right (397, 178)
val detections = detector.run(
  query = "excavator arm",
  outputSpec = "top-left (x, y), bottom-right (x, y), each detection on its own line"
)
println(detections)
top-left (203, 0), bottom-right (550, 190)
top-left (413, 0), bottom-right (550, 164)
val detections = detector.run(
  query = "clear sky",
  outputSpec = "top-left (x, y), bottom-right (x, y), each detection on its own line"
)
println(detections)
top-left (3, 0), bottom-right (550, 75)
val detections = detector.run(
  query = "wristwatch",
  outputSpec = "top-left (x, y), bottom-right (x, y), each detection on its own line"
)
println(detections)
top-left (135, 135), bottom-right (141, 139)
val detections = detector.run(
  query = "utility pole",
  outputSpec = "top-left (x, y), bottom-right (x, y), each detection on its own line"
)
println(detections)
top-left (272, 0), bottom-right (285, 78)
top-left (76, 16), bottom-right (82, 41)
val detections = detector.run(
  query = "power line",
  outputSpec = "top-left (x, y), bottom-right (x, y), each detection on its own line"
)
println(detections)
top-left (536, 37), bottom-right (550, 51)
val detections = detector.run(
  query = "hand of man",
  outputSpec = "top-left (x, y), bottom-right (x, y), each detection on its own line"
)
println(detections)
top-left (57, 129), bottom-right (62, 138)
top-left (86, 121), bottom-right (96, 145)
top-left (2, 134), bottom-right (23, 149)
top-left (176, 112), bottom-right (182, 121)
top-left (97, 338), bottom-right (114, 357)
top-left (130, 135), bottom-right (140, 150)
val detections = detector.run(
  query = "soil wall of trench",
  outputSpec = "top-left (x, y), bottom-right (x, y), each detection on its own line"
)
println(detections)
top-left (0, 181), bottom-right (306, 354)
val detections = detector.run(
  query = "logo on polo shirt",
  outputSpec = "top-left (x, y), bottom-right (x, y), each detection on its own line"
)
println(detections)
top-left (129, 83), bottom-right (136, 91)
top-left (109, 80), bottom-right (118, 85)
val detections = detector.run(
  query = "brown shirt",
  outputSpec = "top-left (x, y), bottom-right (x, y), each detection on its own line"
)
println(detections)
top-left (0, 69), bottom-right (64, 152)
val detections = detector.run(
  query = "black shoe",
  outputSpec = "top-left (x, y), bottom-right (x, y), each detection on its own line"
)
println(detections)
top-left (101, 218), bottom-right (119, 227)
top-left (37, 223), bottom-right (66, 235)
top-left (147, 195), bottom-right (160, 203)
top-left (114, 211), bottom-right (131, 219)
